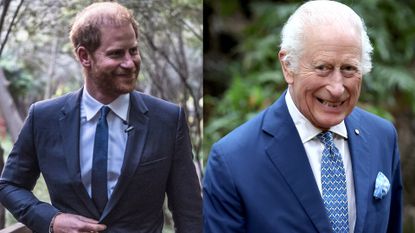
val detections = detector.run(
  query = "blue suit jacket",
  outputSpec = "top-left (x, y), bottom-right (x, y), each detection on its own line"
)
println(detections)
top-left (0, 89), bottom-right (202, 233)
top-left (203, 93), bottom-right (402, 233)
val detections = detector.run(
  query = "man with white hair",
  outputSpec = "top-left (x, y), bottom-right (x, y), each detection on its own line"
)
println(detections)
top-left (203, 1), bottom-right (402, 232)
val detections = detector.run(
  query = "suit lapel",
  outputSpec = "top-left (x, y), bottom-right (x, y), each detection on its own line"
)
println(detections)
top-left (263, 94), bottom-right (332, 233)
top-left (345, 110), bottom-right (371, 233)
top-left (58, 88), bottom-right (100, 218)
top-left (101, 91), bottom-right (149, 220)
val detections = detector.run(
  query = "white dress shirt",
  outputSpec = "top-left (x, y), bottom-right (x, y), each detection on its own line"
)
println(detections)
top-left (80, 88), bottom-right (130, 199)
top-left (285, 90), bottom-right (356, 232)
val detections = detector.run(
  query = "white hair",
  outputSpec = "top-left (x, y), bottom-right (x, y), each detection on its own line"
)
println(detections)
top-left (280, 0), bottom-right (373, 75)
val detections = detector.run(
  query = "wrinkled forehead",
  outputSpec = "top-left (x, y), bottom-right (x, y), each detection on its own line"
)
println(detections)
top-left (304, 23), bottom-right (361, 45)
top-left (301, 24), bottom-right (362, 61)
top-left (298, 4), bottom-right (364, 60)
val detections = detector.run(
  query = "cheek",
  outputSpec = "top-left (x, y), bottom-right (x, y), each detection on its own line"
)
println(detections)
top-left (293, 77), bottom-right (314, 96)
top-left (346, 78), bottom-right (362, 96)
top-left (292, 71), bottom-right (315, 92)
top-left (299, 78), bottom-right (321, 98)
top-left (93, 61), bottom-right (108, 71)
top-left (134, 56), bottom-right (141, 66)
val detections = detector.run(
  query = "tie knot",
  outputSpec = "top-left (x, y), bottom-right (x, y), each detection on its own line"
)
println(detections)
top-left (100, 106), bottom-right (111, 119)
top-left (317, 131), bottom-right (334, 147)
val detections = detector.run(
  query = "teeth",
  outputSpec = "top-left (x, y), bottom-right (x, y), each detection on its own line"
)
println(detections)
top-left (317, 98), bottom-right (345, 108)
top-left (317, 98), bottom-right (344, 108)
top-left (321, 100), bottom-right (344, 108)
top-left (322, 100), bottom-right (341, 107)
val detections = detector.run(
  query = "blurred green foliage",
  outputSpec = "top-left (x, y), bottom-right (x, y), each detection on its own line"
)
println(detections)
top-left (0, 57), bottom-right (43, 100)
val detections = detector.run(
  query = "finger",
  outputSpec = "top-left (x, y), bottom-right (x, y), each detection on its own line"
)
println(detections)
top-left (53, 213), bottom-right (105, 232)
top-left (80, 222), bottom-right (107, 232)
top-left (75, 215), bottom-right (100, 224)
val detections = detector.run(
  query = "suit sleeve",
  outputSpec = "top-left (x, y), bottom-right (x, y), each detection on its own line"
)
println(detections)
top-left (166, 107), bottom-right (202, 233)
top-left (387, 128), bottom-right (403, 233)
top-left (203, 145), bottom-right (246, 233)
top-left (0, 104), bottom-right (59, 233)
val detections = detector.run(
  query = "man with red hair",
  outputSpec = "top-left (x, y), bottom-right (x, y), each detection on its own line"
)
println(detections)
top-left (0, 2), bottom-right (202, 232)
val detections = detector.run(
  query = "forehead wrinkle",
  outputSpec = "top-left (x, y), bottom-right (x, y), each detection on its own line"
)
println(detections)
top-left (91, 24), bottom-right (137, 60)
top-left (305, 41), bottom-right (362, 65)
top-left (310, 49), bottom-right (361, 60)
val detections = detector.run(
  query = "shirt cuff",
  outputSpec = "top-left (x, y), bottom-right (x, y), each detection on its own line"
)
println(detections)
top-left (49, 212), bottom-right (62, 233)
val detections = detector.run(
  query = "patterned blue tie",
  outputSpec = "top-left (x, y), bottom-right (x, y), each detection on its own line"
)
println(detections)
top-left (92, 106), bottom-right (110, 214)
top-left (318, 131), bottom-right (349, 233)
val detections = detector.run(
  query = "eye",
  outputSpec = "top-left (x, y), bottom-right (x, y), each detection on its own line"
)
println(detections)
top-left (341, 65), bottom-right (359, 77)
top-left (108, 50), bottom-right (124, 58)
top-left (129, 47), bottom-right (139, 55)
top-left (315, 64), bottom-right (330, 71)
top-left (315, 64), bottom-right (332, 76)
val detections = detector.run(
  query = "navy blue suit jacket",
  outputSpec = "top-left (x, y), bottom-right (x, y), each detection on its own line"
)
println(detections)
top-left (0, 89), bottom-right (202, 233)
top-left (203, 93), bottom-right (402, 233)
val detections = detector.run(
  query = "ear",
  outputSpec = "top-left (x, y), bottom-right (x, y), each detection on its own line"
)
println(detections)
top-left (76, 46), bottom-right (92, 68)
top-left (278, 50), bottom-right (294, 85)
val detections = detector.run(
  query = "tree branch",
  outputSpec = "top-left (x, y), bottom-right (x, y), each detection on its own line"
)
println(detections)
top-left (0, 0), bottom-right (25, 57)
top-left (179, 18), bottom-right (202, 42)
top-left (0, 0), bottom-right (11, 39)
top-left (0, 68), bottom-right (23, 143)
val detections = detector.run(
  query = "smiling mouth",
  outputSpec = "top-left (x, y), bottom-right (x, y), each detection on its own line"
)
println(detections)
top-left (116, 73), bottom-right (137, 78)
top-left (317, 98), bottom-right (345, 108)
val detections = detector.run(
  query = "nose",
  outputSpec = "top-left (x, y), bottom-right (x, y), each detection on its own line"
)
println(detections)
top-left (120, 54), bottom-right (136, 69)
top-left (327, 70), bottom-right (345, 98)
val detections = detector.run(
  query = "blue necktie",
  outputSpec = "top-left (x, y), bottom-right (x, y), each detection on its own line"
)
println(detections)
top-left (318, 131), bottom-right (349, 233)
top-left (92, 106), bottom-right (110, 214)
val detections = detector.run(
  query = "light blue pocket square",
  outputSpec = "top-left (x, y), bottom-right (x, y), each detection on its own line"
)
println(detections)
top-left (373, 172), bottom-right (390, 200)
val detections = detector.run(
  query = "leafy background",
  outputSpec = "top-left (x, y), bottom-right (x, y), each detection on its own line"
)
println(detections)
top-left (204, 0), bottom-right (415, 232)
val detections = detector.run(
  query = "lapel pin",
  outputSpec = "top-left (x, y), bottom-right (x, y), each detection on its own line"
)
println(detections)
top-left (124, 125), bottom-right (134, 133)
top-left (354, 129), bottom-right (360, 135)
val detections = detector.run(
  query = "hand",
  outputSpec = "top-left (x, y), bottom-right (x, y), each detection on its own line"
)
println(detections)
top-left (52, 213), bottom-right (107, 233)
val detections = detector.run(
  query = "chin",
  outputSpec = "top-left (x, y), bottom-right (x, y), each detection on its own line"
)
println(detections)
top-left (120, 87), bottom-right (135, 94)
top-left (111, 87), bottom-right (133, 96)
top-left (119, 82), bottom-right (136, 92)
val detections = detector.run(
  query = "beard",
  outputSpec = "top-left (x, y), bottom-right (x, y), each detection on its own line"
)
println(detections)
top-left (87, 66), bottom-right (139, 100)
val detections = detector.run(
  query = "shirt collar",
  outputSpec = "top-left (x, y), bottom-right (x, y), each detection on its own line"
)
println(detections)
top-left (285, 89), bottom-right (348, 143)
top-left (82, 87), bottom-right (130, 122)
